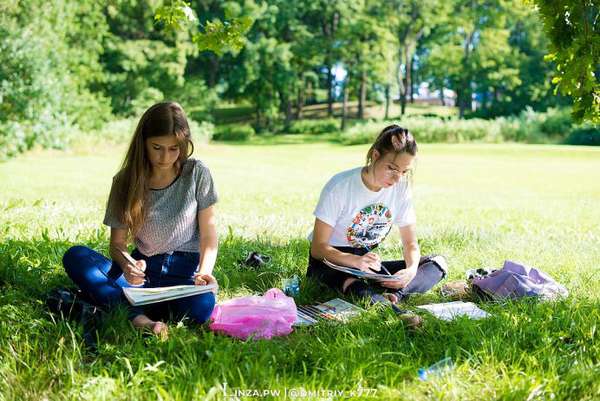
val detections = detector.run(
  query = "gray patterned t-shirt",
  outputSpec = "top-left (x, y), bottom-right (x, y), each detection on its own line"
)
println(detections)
top-left (103, 158), bottom-right (218, 256)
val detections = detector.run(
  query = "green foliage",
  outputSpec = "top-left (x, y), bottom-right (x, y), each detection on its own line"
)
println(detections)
top-left (213, 124), bottom-right (255, 141)
top-left (532, 0), bottom-right (600, 123)
top-left (336, 108), bottom-right (586, 145)
top-left (180, 77), bottom-right (219, 123)
top-left (154, 0), bottom-right (197, 31)
top-left (189, 120), bottom-right (215, 144)
top-left (285, 119), bottom-right (339, 135)
top-left (155, 0), bottom-right (254, 56)
top-left (193, 16), bottom-right (254, 56)
top-left (0, 0), bottom-right (111, 159)
top-left (564, 126), bottom-right (600, 146)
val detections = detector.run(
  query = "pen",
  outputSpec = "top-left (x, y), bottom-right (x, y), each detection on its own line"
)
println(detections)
top-left (364, 244), bottom-right (389, 275)
top-left (120, 250), bottom-right (145, 273)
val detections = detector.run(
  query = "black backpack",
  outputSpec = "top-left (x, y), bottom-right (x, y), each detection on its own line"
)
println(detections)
top-left (46, 287), bottom-right (104, 351)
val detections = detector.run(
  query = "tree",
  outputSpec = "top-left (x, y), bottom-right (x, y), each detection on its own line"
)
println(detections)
top-left (386, 0), bottom-right (449, 116)
top-left (531, 0), bottom-right (599, 123)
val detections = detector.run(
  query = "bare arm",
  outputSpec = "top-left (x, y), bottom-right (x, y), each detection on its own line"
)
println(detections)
top-left (380, 224), bottom-right (420, 289)
top-left (109, 227), bottom-right (145, 282)
top-left (197, 205), bottom-right (218, 275)
top-left (310, 218), bottom-right (381, 271)
top-left (399, 223), bottom-right (420, 271)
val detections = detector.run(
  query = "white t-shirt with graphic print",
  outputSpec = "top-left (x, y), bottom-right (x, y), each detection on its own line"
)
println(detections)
top-left (309, 167), bottom-right (416, 248)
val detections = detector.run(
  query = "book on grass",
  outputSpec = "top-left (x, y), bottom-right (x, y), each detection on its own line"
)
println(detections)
top-left (123, 284), bottom-right (217, 306)
top-left (323, 259), bottom-right (403, 281)
top-left (416, 301), bottom-right (489, 321)
top-left (294, 298), bottom-right (365, 326)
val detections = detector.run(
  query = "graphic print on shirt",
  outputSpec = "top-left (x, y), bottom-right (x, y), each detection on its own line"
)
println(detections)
top-left (346, 203), bottom-right (393, 248)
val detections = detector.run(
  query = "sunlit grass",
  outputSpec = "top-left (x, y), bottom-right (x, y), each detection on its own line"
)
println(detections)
top-left (0, 142), bottom-right (599, 400)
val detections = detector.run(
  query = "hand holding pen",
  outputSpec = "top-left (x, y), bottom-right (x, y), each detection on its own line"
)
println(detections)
top-left (354, 244), bottom-right (384, 273)
top-left (120, 250), bottom-right (146, 286)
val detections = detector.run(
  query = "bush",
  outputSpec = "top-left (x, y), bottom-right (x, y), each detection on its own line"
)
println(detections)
top-left (338, 117), bottom-right (503, 145)
top-left (564, 127), bottom-right (600, 146)
top-left (285, 119), bottom-right (339, 135)
top-left (189, 120), bottom-right (214, 144)
top-left (540, 107), bottom-right (573, 137)
top-left (213, 125), bottom-right (255, 142)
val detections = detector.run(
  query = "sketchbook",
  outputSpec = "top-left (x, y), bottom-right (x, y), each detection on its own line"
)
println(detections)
top-left (122, 284), bottom-right (217, 306)
top-left (416, 301), bottom-right (489, 321)
top-left (322, 259), bottom-right (403, 281)
top-left (295, 298), bottom-right (365, 326)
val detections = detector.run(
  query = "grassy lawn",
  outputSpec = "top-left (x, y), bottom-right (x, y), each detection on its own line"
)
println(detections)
top-left (0, 142), bottom-right (599, 400)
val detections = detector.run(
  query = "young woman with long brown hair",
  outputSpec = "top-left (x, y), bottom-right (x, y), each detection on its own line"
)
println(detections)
top-left (62, 102), bottom-right (218, 338)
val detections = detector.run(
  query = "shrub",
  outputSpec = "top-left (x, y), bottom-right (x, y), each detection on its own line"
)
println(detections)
top-left (90, 118), bottom-right (137, 144)
top-left (285, 119), bottom-right (339, 135)
top-left (213, 125), bottom-right (255, 142)
top-left (189, 120), bottom-right (214, 144)
top-left (564, 127), bottom-right (600, 146)
top-left (338, 117), bottom-right (503, 145)
top-left (540, 107), bottom-right (573, 137)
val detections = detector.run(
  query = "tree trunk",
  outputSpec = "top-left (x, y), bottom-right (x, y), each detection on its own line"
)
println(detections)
top-left (207, 54), bottom-right (219, 88)
top-left (283, 95), bottom-right (293, 130)
top-left (408, 54), bottom-right (417, 104)
top-left (295, 79), bottom-right (305, 119)
top-left (341, 81), bottom-right (349, 131)
top-left (327, 60), bottom-right (334, 117)
top-left (439, 87), bottom-right (446, 106)
top-left (408, 54), bottom-right (415, 103)
top-left (396, 57), bottom-right (406, 116)
top-left (358, 70), bottom-right (367, 119)
top-left (458, 31), bottom-right (475, 119)
top-left (384, 84), bottom-right (391, 120)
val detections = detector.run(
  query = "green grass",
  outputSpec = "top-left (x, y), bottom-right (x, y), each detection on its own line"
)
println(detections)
top-left (0, 142), bottom-right (599, 401)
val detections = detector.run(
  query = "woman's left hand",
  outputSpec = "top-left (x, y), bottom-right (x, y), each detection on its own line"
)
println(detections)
top-left (194, 273), bottom-right (219, 293)
top-left (379, 267), bottom-right (417, 289)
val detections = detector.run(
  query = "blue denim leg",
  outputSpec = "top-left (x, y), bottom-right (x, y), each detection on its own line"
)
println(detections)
top-left (167, 292), bottom-right (216, 324)
top-left (130, 250), bottom-right (216, 324)
top-left (62, 245), bottom-right (132, 308)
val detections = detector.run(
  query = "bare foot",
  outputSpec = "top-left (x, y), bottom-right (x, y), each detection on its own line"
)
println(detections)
top-left (398, 313), bottom-right (423, 329)
top-left (383, 293), bottom-right (399, 304)
top-left (152, 321), bottom-right (169, 340)
top-left (132, 314), bottom-right (169, 340)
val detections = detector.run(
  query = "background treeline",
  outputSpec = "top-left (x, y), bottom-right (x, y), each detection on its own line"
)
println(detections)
top-left (0, 0), bottom-right (597, 159)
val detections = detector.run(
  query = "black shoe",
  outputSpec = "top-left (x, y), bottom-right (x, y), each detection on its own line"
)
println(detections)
top-left (241, 251), bottom-right (271, 268)
top-left (46, 287), bottom-right (103, 352)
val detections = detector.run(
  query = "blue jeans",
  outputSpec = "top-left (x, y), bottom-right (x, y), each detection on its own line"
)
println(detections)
top-left (62, 245), bottom-right (215, 324)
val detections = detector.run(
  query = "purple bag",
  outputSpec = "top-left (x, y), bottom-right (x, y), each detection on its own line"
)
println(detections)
top-left (471, 260), bottom-right (568, 301)
top-left (209, 288), bottom-right (297, 340)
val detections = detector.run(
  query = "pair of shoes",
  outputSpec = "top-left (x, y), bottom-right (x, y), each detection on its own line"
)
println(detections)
top-left (240, 251), bottom-right (271, 268)
top-left (46, 287), bottom-right (104, 352)
top-left (397, 312), bottom-right (423, 329)
top-left (371, 294), bottom-right (423, 328)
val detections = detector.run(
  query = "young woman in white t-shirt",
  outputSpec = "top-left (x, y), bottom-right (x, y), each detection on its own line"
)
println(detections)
top-left (308, 125), bottom-right (447, 304)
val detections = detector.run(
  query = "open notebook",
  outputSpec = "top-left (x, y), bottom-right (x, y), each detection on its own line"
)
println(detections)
top-left (323, 259), bottom-right (403, 281)
top-left (123, 284), bottom-right (217, 306)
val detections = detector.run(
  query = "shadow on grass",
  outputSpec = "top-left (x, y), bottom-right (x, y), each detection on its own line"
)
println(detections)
top-left (0, 234), bottom-right (598, 400)
top-left (0, 233), bottom-right (338, 306)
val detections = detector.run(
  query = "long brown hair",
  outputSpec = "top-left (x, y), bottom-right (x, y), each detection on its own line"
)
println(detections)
top-left (113, 102), bottom-right (194, 235)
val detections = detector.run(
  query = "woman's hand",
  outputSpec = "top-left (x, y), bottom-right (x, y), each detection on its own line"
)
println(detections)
top-left (194, 273), bottom-right (219, 294)
top-left (379, 266), bottom-right (417, 289)
top-left (124, 259), bottom-right (146, 285)
top-left (355, 252), bottom-right (382, 272)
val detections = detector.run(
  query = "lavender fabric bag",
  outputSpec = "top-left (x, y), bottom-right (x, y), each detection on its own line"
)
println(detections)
top-left (471, 260), bottom-right (568, 301)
